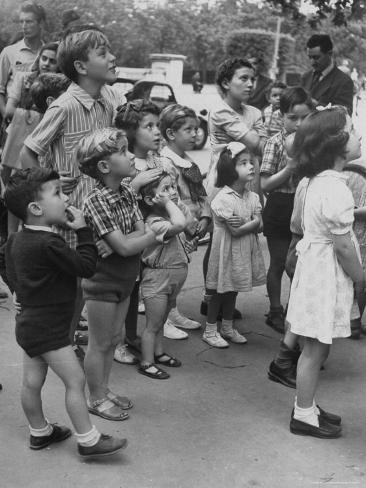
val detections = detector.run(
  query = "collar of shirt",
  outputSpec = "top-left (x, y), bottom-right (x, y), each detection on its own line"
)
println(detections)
top-left (24, 224), bottom-right (54, 232)
top-left (18, 38), bottom-right (44, 53)
top-left (317, 59), bottom-right (334, 81)
top-left (95, 180), bottom-right (133, 207)
top-left (317, 169), bottom-right (348, 182)
top-left (161, 146), bottom-right (192, 168)
top-left (221, 185), bottom-right (248, 198)
top-left (67, 82), bottom-right (107, 111)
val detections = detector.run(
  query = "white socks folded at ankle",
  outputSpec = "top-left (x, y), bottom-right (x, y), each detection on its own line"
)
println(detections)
top-left (30, 421), bottom-right (101, 447)
top-left (294, 399), bottom-right (320, 427)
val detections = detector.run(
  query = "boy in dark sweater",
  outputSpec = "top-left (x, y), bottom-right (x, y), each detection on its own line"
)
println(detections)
top-left (4, 167), bottom-right (127, 458)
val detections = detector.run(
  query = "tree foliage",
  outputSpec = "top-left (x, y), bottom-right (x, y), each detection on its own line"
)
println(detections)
top-left (1, 0), bottom-right (366, 78)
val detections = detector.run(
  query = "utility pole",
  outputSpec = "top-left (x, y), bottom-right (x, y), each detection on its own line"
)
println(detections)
top-left (270, 16), bottom-right (282, 79)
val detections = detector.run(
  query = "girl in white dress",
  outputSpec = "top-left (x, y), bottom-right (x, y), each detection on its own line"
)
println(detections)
top-left (203, 142), bottom-right (266, 348)
top-left (287, 106), bottom-right (364, 439)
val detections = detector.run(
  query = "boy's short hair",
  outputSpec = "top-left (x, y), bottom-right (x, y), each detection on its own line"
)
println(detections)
top-left (267, 80), bottom-right (287, 97)
top-left (115, 100), bottom-right (160, 151)
top-left (4, 168), bottom-right (59, 222)
top-left (20, 2), bottom-right (46, 22)
top-left (31, 73), bottom-right (70, 113)
top-left (159, 104), bottom-right (197, 141)
top-left (215, 146), bottom-right (250, 188)
top-left (306, 34), bottom-right (333, 53)
top-left (216, 58), bottom-right (254, 94)
top-left (77, 128), bottom-right (127, 180)
top-left (279, 86), bottom-right (313, 115)
top-left (57, 29), bottom-right (110, 82)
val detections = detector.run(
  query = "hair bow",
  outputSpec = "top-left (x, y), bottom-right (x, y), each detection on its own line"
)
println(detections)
top-left (226, 141), bottom-right (247, 158)
top-left (316, 103), bottom-right (332, 111)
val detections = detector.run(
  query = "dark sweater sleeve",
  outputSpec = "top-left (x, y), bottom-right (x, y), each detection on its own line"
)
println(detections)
top-left (4, 235), bottom-right (17, 294)
top-left (45, 227), bottom-right (97, 278)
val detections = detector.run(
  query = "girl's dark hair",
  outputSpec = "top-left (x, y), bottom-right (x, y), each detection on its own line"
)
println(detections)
top-left (115, 100), bottom-right (160, 152)
top-left (279, 86), bottom-right (313, 114)
top-left (215, 147), bottom-right (248, 188)
top-left (159, 104), bottom-right (197, 141)
top-left (293, 106), bottom-right (349, 178)
top-left (216, 58), bottom-right (254, 94)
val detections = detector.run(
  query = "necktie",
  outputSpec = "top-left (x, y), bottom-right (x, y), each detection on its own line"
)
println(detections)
top-left (311, 71), bottom-right (321, 89)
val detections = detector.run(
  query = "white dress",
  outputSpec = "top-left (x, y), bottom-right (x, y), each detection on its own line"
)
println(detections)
top-left (287, 170), bottom-right (359, 344)
top-left (206, 186), bottom-right (266, 293)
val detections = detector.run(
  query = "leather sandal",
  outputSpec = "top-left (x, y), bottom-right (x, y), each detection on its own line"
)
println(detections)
top-left (138, 363), bottom-right (170, 379)
top-left (88, 398), bottom-right (129, 421)
top-left (106, 391), bottom-right (133, 410)
top-left (154, 353), bottom-right (182, 367)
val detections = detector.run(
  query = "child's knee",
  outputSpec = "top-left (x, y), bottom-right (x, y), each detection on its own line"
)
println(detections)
top-left (22, 371), bottom-right (46, 392)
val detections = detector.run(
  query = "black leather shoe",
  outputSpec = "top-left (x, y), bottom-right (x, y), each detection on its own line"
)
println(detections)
top-left (268, 360), bottom-right (296, 389)
top-left (265, 307), bottom-right (285, 333)
top-left (291, 407), bottom-right (341, 426)
top-left (78, 434), bottom-right (128, 458)
top-left (30, 424), bottom-right (72, 450)
top-left (290, 415), bottom-right (342, 438)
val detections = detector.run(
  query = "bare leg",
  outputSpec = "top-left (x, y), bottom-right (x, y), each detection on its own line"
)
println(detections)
top-left (296, 338), bottom-right (330, 408)
top-left (21, 352), bottom-right (48, 428)
top-left (43, 346), bottom-right (92, 434)
top-left (69, 279), bottom-right (84, 344)
top-left (142, 295), bottom-right (169, 365)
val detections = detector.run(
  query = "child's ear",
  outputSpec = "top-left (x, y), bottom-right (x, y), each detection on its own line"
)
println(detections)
top-left (166, 128), bottom-right (176, 142)
top-left (46, 96), bottom-right (55, 108)
top-left (221, 77), bottom-right (230, 92)
top-left (97, 160), bottom-right (110, 175)
top-left (143, 195), bottom-right (154, 207)
top-left (74, 60), bottom-right (87, 76)
top-left (28, 201), bottom-right (43, 217)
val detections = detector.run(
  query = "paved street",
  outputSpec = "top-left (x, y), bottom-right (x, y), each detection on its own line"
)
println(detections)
top-left (1, 89), bottom-right (366, 488)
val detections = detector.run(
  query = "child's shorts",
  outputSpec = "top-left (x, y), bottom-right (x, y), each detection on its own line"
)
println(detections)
top-left (263, 192), bottom-right (294, 239)
top-left (141, 266), bottom-right (188, 307)
top-left (82, 253), bottom-right (140, 303)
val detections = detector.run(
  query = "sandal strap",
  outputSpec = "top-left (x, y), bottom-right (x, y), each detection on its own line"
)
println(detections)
top-left (89, 397), bottom-right (116, 412)
top-left (141, 363), bottom-right (165, 375)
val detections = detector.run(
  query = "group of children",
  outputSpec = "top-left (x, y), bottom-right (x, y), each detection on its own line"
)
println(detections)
top-left (1, 26), bottom-right (365, 459)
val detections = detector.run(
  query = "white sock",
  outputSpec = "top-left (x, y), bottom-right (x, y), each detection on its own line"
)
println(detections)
top-left (205, 322), bottom-right (217, 335)
top-left (313, 399), bottom-right (320, 415)
top-left (29, 419), bottom-right (53, 437)
top-left (221, 319), bottom-right (233, 334)
top-left (294, 400), bottom-right (319, 427)
top-left (75, 425), bottom-right (101, 447)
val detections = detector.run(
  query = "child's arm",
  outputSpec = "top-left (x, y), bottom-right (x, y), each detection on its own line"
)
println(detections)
top-left (261, 137), bottom-right (296, 192)
top-left (153, 193), bottom-right (186, 239)
top-left (46, 207), bottom-right (98, 278)
top-left (333, 233), bottom-right (365, 285)
top-left (226, 216), bottom-right (261, 237)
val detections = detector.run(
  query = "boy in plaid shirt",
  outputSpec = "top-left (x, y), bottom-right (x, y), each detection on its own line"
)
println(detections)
top-left (77, 128), bottom-right (156, 421)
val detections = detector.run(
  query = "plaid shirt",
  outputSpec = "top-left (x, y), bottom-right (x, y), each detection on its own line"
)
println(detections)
top-left (260, 130), bottom-right (296, 194)
top-left (263, 105), bottom-right (283, 137)
top-left (83, 181), bottom-right (143, 241)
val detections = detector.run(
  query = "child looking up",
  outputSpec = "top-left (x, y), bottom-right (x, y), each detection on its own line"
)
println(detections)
top-left (159, 104), bottom-right (209, 334)
top-left (287, 106), bottom-right (363, 439)
top-left (78, 128), bottom-right (156, 421)
top-left (203, 142), bottom-right (266, 348)
top-left (139, 172), bottom-right (193, 379)
top-left (263, 81), bottom-right (287, 137)
top-left (261, 86), bottom-right (313, 333)
top-left (4, 168), bottom-right (127, 458)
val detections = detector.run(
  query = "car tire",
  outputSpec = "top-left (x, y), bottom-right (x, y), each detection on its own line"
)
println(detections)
top-left (194, 118), bottom-right (208, 150)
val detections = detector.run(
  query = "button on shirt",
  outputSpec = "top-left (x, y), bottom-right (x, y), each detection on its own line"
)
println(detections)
top-left (83, 181), bottom-right (143, 241)
top-left (0, 39), bottom-right (42, 96)
top-left (24, 82), bottom-right (125, 247)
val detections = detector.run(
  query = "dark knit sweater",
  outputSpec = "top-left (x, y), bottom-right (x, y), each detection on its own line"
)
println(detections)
top-left (6, 227), bottom-right (97, 307)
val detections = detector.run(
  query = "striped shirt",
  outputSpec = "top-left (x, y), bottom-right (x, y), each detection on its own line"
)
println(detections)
top-left (24, 81), bottom-right (124, 246)
top-left (83, 181), bottom-right (143, 241)
top-left (260, 130), bottom-right (296, 194)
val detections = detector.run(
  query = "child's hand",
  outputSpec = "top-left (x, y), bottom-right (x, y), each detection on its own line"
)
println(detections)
top-left (13, 293), bottom-right (21, 314)
top-left (152, 191), bottom-right (170, 207)
top-left (184, 236), bottom-right (198, 253)
top-left (132, 169), bottom-right (162, 191)
top-left (59, 171), bottom-right (79, 195)
top-left (65, 206), bottom-right (86, 230)
top-left (185, 218), bottom-right (199, 238)
top-left (197, 217), bottom-right (209, 238)
top-left (227, 215), bottom-right (244, 227)
top-left (96, 239), bottom-right (113, 259)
